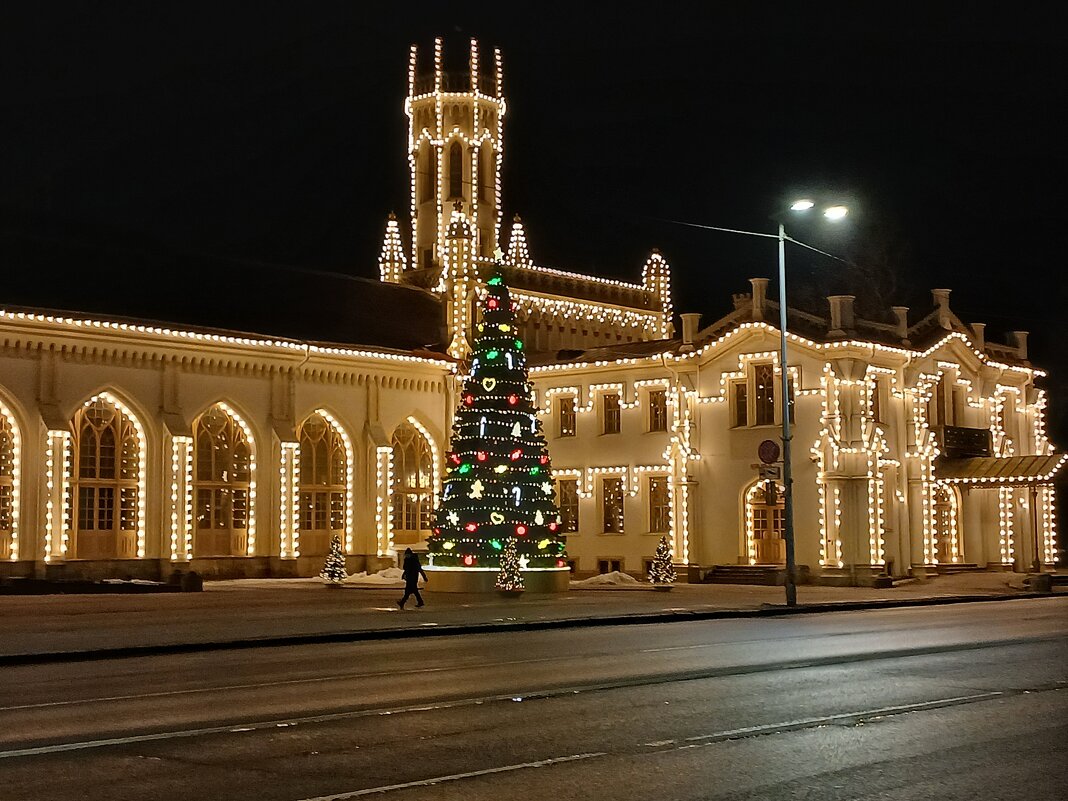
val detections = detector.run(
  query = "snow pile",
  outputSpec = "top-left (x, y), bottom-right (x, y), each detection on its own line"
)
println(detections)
top-left (570, 570), bottom-right (641, 587)
top-left (343, 567), bottom-right (410, 587)
top-left (101, 578), bottom-right (165, 585)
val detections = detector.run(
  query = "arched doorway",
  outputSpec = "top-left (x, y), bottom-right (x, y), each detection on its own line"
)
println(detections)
top-left (390, 422), bottom-right (434, 546)
top-left (932, 484), bottom-right (961, 564)
top-left (71, 394), bottom-right (145, 560)
top-left (746, 480), bottom-right (786, 565)
top-left (297, 411), bottom-right (350, 556)
top-left (192, 404), bottom-right (254, 557)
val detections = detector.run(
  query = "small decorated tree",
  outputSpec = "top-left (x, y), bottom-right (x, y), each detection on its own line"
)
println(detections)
top-left (648, 535), bottom-right (677, 587)
top-left (319, 533), bottom-right (347, 585)
top-left (495, 537), bottom-right (525, 594)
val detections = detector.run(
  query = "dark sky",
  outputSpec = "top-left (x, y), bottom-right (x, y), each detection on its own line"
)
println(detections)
top-left (2, 5), bottom-right (1066, 442)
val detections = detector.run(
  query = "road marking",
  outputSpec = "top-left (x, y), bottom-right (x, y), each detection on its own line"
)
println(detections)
top-left (680, 692), bottom-right (1004, 745)
top-left (292, 752), bottom-right (606, 800)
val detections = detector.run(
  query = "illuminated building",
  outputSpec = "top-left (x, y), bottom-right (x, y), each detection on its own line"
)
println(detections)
top-left (0, 38), bottom-right (1060, 582)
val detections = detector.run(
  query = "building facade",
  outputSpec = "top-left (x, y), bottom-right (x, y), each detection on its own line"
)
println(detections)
top-left (0, 37), bottom-right (1060, 582)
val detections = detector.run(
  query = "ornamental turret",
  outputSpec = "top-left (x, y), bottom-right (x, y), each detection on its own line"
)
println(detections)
top-left (406, 37), bottom-right (504, 284)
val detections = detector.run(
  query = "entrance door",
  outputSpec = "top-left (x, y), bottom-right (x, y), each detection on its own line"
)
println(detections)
top-left (932, 485), bottom-right (960, 564)
top-left (750, 481), bottom-right (786, 565)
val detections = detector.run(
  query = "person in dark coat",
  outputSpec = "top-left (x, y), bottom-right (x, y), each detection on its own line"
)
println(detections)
top-left (397, 548), bottom-right (428, 609)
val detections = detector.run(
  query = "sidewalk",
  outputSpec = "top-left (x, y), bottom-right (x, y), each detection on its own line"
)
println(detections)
top-left (0, 571), bottom-right (1060, 665)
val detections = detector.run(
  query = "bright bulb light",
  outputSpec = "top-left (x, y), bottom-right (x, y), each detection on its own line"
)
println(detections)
top-left (823, 205), bottom-right (848, 220)
top-left (790, 199), bottom-right (815, 211)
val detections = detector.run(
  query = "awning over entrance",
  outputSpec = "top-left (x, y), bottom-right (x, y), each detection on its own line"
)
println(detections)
top-left (935, 453), bottom-right (1067, 487)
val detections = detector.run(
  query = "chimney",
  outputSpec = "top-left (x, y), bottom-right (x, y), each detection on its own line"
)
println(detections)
top-left (1010, 330), bottom-right (1029, 360)
top-left (827, 295), bottom-right (856, 337)
top-left (680, 313), bottom-right (701, 352)
top-left (749, 278), bottom-right (769, 321)
top-left (931, 288), bottom-right (952, 329)
top-left (892, 306), bottom-right (910, 344)
top-left (970, 322), bottom-right (986, 351)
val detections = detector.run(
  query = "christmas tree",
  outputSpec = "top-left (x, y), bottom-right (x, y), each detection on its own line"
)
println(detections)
top-left (428, 271), bottom-right (567, 570)
top-left (648, 536), bottom-right (677, 585)
top-left (319, 533), bottom-right (347, 584)
top-left (495, 537), bottom-right (524, 592)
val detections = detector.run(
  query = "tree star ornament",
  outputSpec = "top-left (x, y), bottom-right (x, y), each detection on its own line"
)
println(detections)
top-left (541, 482), bottom-right (553, 495)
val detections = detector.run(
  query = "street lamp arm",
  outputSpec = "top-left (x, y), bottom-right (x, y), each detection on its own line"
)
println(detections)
top-left (782, 233), bottom-right (854, 265)
top-left (656, 218), bottom-right (781, 241)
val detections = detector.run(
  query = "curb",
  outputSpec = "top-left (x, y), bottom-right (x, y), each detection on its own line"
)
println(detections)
top-left (0, 591), bottom-right (1058, 667)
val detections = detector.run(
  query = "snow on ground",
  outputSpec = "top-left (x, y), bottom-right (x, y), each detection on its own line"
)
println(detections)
top-left (569, 570), bottom-right (650, 589)
top-left (342, 567), bottom-right (407, 587)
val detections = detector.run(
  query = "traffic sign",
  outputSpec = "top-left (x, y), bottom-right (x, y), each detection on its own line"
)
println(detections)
top-left (758, 439), bottom-right (780, 465)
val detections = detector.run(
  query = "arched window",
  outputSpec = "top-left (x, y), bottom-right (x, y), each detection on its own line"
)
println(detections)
top-left (72, 396), bottom-right (142, 559)
top-left (390, 422), bottom-right (434, 538)
top-left (0, 404), bottom-right (19, 561)
top-left (419, 142), bottom-right (436, 204)
top-left (448, 141), bottom-right (463, 200)
top-left (193, 404), bottom-right (253, 557)
top-left (298, 412), bottom-right (348, 556)
top-left (746, 480), bottom-right (785, 565)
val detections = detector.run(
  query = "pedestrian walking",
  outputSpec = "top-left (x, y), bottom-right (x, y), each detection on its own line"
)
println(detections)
top-left (397, 547), bottom-right (428, 609)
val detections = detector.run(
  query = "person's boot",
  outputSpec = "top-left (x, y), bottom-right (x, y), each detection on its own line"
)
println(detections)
top-left (396, 600), bottom-right (404, 609)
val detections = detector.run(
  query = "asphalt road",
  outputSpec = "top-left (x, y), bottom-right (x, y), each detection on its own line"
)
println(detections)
top-left (0, 598), bottom-right (1065, 800)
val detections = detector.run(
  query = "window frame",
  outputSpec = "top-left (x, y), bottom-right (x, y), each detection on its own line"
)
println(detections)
top-left (647, 389), bottom-right (668, 432)
top-left (558, 396), bottom-right (577, 438)
top-left (556, 478), bottom-right (579, 533)
top-left (647, 475), bottom-right (670, 533)
top-left (601, 393), bottom-right (621, 435)
top-left (601, 475), bottom-right (625, 534)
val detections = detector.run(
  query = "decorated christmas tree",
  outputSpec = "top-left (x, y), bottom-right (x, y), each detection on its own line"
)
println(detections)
top-left (495, 537), bottom-right (524, 592)
top-left (319, 533), bottom-right (347, 584)
top-left (428, 272), bottom-right (567, 571)
top-left (648, 535), bottom-right (677, 585)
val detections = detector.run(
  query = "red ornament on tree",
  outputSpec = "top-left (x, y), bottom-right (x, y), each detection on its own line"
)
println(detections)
top-left (507, 394), bottom-right (519, 405)
top-left (510, 449), bottom-right (523, 461)
top-left (515, 524), bottom-right (528, 536)
top-left (465, 522), bottom-right (478, 532)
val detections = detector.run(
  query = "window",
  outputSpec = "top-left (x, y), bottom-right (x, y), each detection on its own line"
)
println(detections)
top-left (602, 477), bottom-right (625, 533)
top-left (754, 364), bottom-right (775, 426)
top-left (72, 397), bottom-right (141, 560)
top-left (598, 558), bottom-right (622, 574)
top-left (556, 478), bottom-right (579, 532)
top-left (193, 405), bottom-right (252, 557)
top-left (558, 396), bottom-right (576, 437)
top-left (871, 377), bottom-right (884, 423)
top-left (448, 141), bottom-right (463, 199)
top-left (936, 379), bottom-right (947, 426)
top-left (298, 413), bottom-right (348, 556)
top-left (733, 380), bottom-right (748, 427)
top-left (391, 422), bottom-right (434, 534)
top-left (648, 389), bottom-right (667, 432)
top-left (602, 393), bottom-right (621, 435)
top-left (648, 476), bottom-right (670, 533)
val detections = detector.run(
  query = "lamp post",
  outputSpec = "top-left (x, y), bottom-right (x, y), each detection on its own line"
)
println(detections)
top-left (666, 200), bottom-right (848, 606)
top-left (777, 199), bottom-right (849, 605)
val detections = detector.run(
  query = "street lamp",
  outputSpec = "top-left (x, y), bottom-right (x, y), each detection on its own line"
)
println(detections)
top-left (664, 200), bottom-right (848, 606)
top-left (776, 200), bottom-right (847, 606)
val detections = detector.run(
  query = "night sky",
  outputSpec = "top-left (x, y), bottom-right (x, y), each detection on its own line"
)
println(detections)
top-left (2, 5), bottom-right (1066, 444)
